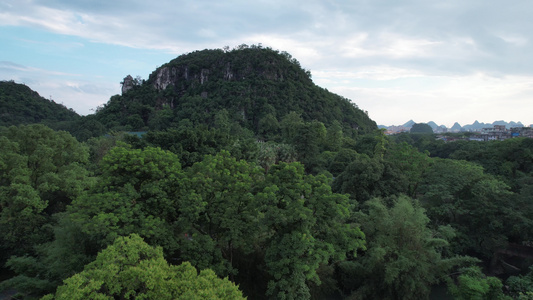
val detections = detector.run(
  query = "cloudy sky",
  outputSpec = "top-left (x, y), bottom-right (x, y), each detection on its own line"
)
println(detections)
top-left (1, 0), bottom-right (532, 127)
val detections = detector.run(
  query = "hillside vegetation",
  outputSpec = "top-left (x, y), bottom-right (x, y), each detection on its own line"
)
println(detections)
top-left (94, 45), bottom-right (376, 135)
top-left (0, 81), bottom-right (80, 127)
top-left (1, 46), bottom-right (533, 299)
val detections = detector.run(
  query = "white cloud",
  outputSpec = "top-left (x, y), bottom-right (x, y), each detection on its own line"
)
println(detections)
top-left (314, 66), bottom-right (425, 81)
top-left (496, 33), bottom-right (528, 46)
top-left (340, 33), bottom-right (441, 59)
top-left (0, 61), bottom-right (80, 77)
top-left (0, 61), bottom-right (117, 115)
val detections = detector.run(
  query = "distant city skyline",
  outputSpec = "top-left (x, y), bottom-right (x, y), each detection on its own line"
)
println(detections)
top-left (2, 1), bottom-right (533, 128)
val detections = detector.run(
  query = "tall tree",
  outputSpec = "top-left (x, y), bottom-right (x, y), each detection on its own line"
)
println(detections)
top-left (339, 196), bottom-right (471, 300)
top-left (180, 151), bottom-right (263, 276)
top-left (418, 158), bottom-right (518, 258)
top-left (258, 162), bottom-right (365, 299)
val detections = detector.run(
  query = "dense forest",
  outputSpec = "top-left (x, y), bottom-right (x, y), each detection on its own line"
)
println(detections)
top-left (1, 46), bottom-right (533, 299)
top-left (0, 81), bottom-right (80, 127)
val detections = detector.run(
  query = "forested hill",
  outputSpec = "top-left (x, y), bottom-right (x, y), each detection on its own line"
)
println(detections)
top-left (95, 45), bottom-right (376, 134)
top-left (0, 81), bottom-right (80, 127)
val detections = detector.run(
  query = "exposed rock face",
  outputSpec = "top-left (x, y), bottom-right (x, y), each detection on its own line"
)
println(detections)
top-left (224, 63), bottom-right (234, 80)
top-left (121, 75), bottom-right (134, 94)
top-left (200, 69), bottom-right (209, 84)
top-left (151, 58), bottom-right (285, 92)
top-left (153, 66), bottom-right (190, 91)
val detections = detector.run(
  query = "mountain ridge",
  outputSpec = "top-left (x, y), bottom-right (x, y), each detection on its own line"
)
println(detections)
top-left (380, 120), bottom-right (527, 132)
top-left (0, 80), bottom-right (80, 127)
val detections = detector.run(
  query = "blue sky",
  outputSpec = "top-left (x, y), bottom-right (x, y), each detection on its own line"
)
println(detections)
top-left (1, 0), bottom-right (532, 127)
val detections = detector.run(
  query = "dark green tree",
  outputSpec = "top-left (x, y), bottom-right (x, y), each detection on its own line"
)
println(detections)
top-left (418, 158), bottom-right (517, 258)
top-left (339, 196), bottom-right (472, 300)
top-left (410, 123), bottom-right (433, 134)
top-left (0, 125), bottom-right (92, 260)
top-left (258, 162), bottom-right (365, 299)
top-left (181, 151), bottom-right (263, 276)
top-left (332, 153), bottom-right (384, 201)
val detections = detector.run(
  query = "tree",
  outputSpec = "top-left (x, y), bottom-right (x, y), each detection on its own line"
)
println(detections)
top-left (180, 151), bottom-right (263, 276)
top-left (384, 142), bottom-right (431, 197)
top-left (410, 123), bottom-right (433, 134)
top-left (506, 266), bottom-right (533, 298)
top-left (280, 112), bottom-right (304, 144)
top-left (325, 148), bottom-right (358, 177)
top-left (418, 158), bottom-right (517, 258)
top-left (66, 144), bottom-right (186, 254)
top-left (42, 234), bottom-right (245, 300)
top-left (332, 153), bottom-right (384, 201)
top-left (258, 113), bottom-right (280, 140)
top-left (258, 162), bottom-right (365, 299)
top-left (324, 120), bottom-right (343, 152)
top-left (339, 196), bottom-right (471, 300)
top-left (447, 266), bottom-right (510, 300)
top-left (0, 125), bottom-right (92, 261)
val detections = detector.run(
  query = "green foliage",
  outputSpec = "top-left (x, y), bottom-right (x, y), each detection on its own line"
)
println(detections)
top-left (410, 123), bottom-right (434, 134)
top-left (418, 158), bottom-right (519, 257)
top-left (332, 153), bottom-right (385, 201)
top-left (42, 234), bottom-right (245, 299)
top-left (181, 151), bottom-right (263, 276)
top-left (447, 266), bottom-right (510, 300)
top-left (94, 47), bottom-right (376, 137)
top-left (326, 148), bottom-right (358, 177)
top-left (507, 266), bottom-right (533, 298)
top-left (324, 120), bottom-right (344, 152)
top-left (258, 113), bottom-right (280, 140)
top-left (67, 144), bottom-right (184, 253)
top-left (340, 196), bottom-right (471, 300)
top-left (0, 81), bottom-right (79, 127)
top-left (143, 124), bottom-right (236, 167)
top-left (384, 142), bottom-right (431, 197)
top-left (0, 125), bottom-right (92, 261)
top-left (258, 162), bottom-right (365, 299)
top-left (257, 142), bottom-right (297, 172)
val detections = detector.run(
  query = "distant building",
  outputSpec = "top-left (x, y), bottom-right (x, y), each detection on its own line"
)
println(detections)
top-left (385, 125), bottom-right (410, 135)
top-left (467, 125), bottom-right (533, 141)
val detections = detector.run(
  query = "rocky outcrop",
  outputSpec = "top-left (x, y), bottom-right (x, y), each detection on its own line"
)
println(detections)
top-left (151, 57), bottom-right (286, 91)
top-left (121, 75), bottom-right (134, 94)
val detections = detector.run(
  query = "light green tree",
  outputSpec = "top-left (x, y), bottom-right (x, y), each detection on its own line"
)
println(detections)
top-left (447, 266), bottom-right (510, 300)
top-left (41, 234), bottom-right (245, 300)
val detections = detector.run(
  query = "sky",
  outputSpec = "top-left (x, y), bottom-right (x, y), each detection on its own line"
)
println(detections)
top-left (1, 0), bottom-right (532, 127)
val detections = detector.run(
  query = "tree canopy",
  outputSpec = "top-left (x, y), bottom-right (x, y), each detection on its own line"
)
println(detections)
top-left (42, 234), bottom-right (245, 300)
top-left (2, 46), bottom-right (533, 300)
top-left (410, 123), bottom-right (433, 134)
